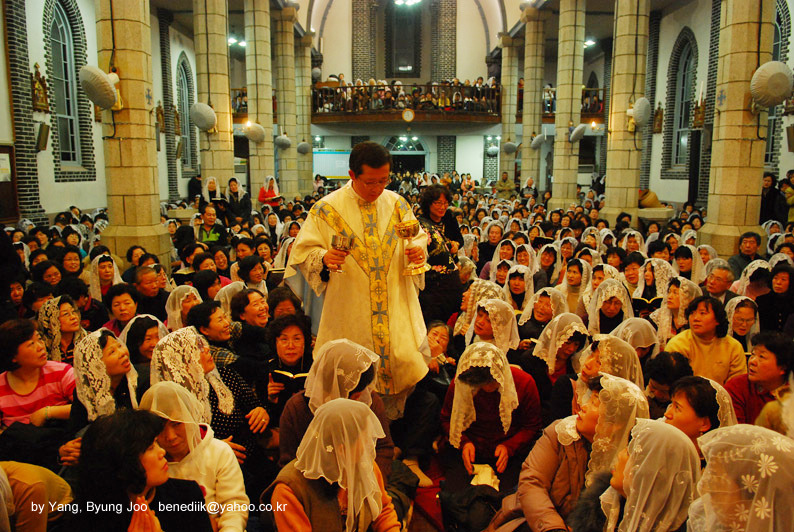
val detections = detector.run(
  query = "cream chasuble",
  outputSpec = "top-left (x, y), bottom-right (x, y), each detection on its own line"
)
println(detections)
top-left (286, 183), bottom-right (429, 407)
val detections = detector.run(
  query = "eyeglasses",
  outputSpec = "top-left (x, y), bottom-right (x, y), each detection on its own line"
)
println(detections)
top-left (734, 318), bottom-right (756, 325)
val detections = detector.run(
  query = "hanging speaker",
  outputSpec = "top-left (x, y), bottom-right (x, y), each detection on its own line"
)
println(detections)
top-left (787, 124), bottom-right (794, 152)
top-left (36, 123), bottom-right (50, 152)
top-left (175, 139), bottom-right (183, 159)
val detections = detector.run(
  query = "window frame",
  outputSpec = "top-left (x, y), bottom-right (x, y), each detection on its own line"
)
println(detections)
top-left (672, 42), bottom-right (694, 168)
top-left (177, 61), bottom-right (194, 170)
top-left (50, 1), bottom-right (82, 166)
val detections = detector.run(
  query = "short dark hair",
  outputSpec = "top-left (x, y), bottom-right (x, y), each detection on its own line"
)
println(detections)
top-left (234, 237), bottom-right (255, 252)
top-left (646, 240), bottom-right (670, 256)
top-left (192, 270), bottom-right (220, 302)
top-left (685, 296), bottom-right (729, 338)
top-left (125, 245), bottom-right (146, 263)
top-left (625, 251), bottom-right (646, 268)
top-left (267, 286), bottom-right (303, 317)
top-left (229, 288), bottom-right (265, 321)
top-left (606, 246), bottom-right (627, 265)
top-left (125, 316), bottom-right (159, 364)
top-left (419, 185), bottom-right (453, 218)
top-left (750, 331), bottom-right (793, 379)
top-left (673, 245), bottom-right (693, 260)
top-left (191, 252), bottom-right (216, 272)
top-left (137, 252), bottom-right (159, 266)
top-left (671, 376), bottom-right (721, 431)
top-left (201, 203), bottom-right (216, 215)
top-left (22, 282), bottom-right (54, 310)
top-left (180, 242), bottom-right (204, 264)
top-left (349, 141), bottom-right (392, 177)
top-left (237, 255), bottom-right (264, 283)
top-left (58, 276), bottom-right (89, 299)
top-left (458, 366), bottom-right (495, 386)
top-left (104, 283), bottom-right (139, 308)
top-left (89, 245), bottom-right (111, 261)
top-left (0, 319), bottom-right (39, 371)
top-left (30, 260), bottom-right (61, 284)
top-left (645, 351), bottom-right (694, 387)
top-left (186, 300), bottom-right (222, 331)
top-left (76, 409), bottom-right (165, 507)
top-left (770, 264), bottom-right (794, 297)
top-left (267, 313), bottom-right (312, 357)
top-left (739, 232), bottom-right (761, 246)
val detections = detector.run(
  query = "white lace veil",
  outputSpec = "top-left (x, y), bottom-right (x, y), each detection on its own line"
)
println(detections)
top-left (490, 239), bottom-right (517, 269)
top-left (620, 230), bottom-right (645, 252)
top-left (581, 226), bottom-right (601, 250)
top-left (304, 339), bottom-right (379, 414)
top-left (150, 327), bottom-right (234, 423)
top-left (140, 381), bottom-right (206, 454)
top-left (704, 378), bottom-right (739, 428)
top-left (490, 259), bottom-right (516, 284)
top-left (681, 229), bottom-right (698, 246)
top-left (649, 277), bottom-right (702, 349)
top-left (502, 264), bottom-right (535, 310)
top-left (295, 398), bottom-right (386, 532)
top-left (465, 298), bottom-right (521, 354)
top-left (736, 259), bottom-right (770, 296)
top-left (581, 264), bottom-right (621, 311)
top-left (514, 243), bottom-right (537, 271)
top-left (459, 234), bottom-right (478, 260)
top-left (165, 286), bottom-right (202, 331)
top-left (214, 281), bottom-right (247, 317)
top-left (118, 314), bottom-right (169, 350)
top-left (537, 243), bottom-right (563, 284)
top-left (532, 313), bottom-right (589, 374)
top-left (724, 296), bottom-right (760, 344)
top-left (632, 258), bottom-right (674, 299)
top-left (611, 318), bottom-right (660, 358)
top-left (264, 175), bottom-right (280, 197)
top-left (202, 176), bottom-right (223, 203)
top-left (88, 254), bottom-right (123, 301)
top-left (453, 279), bottom-right (505, 336)
top-left (642, 232), bottom-right (660, 255)
top-left (449, 342), bottom-right (519, 449)
top-left (555, 374), bottom-right (649, 485)
top-left (586, 279), bottom-right (634, 335)
top-left (576, 334), bottom-right (645, 391)
top-left (264, 213), bottom-right (284, 241)
top-left (698, 245), bottom-right (719, 263)
top-left (273, 236), bottom-right (296, 269)
top-left (601, 419), bottom-right (700, 532)
top-left (558, 259), bottom-right (592, 308)
top-left (599, 229), bottom-right (616, 255)
top-left (672, 244), bottom-right (706, 285)
top-left (704, 257), bottom-right (731, 279)
top-left (688, 425), bottom-right (794, 532)
top-left (480, 220), bottom-right (504, 243)
top-left (37, 296), bottom-right (87, 362)
top-left (576, 247), bottom-right (602, 267)
top-left (73, 329), bottom-right (138, 422)
top-left (768, 252), bottom-right (794, 269)
top-left (518, 287), bottom-right (568, 326)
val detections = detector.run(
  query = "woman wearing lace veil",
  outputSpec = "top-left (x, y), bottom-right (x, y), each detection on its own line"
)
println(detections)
top-left (698, 244), bottom-right (719, 265)
top-left (440, 342), bottom-right (541, 491)
top-left (649, 277), bottom-right (702, 351)
top-left (663, 376), bottom-right (737, 458)
top-left (537, 243), bottom-right (564, 286)
top-left (37, 295), bottom-right (88, 364)
top-left (633, 258), bottom-right (674, 318)
top-left (586, 278), bottom-right (634, 335)
top-left (725, 296), bottom-right (759, 352)
top-left (452, 279), bottom-right (504, 353)
top-left (87, 254), bottom-right (123, 301)
top-left (558, 258), bottom-right (592, 317)
top-left (673, 244), bottom-right (706, 285)
top-left (141, 382), bottom-right (249, 530)
top-left (503, 264), bottom-right (535, 312)
top-left (521, 313), bottom-right (589, 424)
top-left (688, 424), bottom-right (794, 532)
top-left (611, 318), bottom-right (660, 376)
top-left (119, 314), bottom-right (169, 391)
top-left (480, 239), bottom-right (518, 282)
top-left (518, 287), bottom-right (568, 348)
top-left (620, 230), bottom-right (645, 254)
top-left (730, 259), bottom-right (771, 299)
top-left (464, 298), bottom-right (521, 355)
top-left (598, 419), bottom-right (700, 532)
top-left (165, 285), bottom-right (202, 331)
top-left (487, 374), bottom-right (649, 532)
top-left (268, 398), bottom-right (401, 532)
top-left (578, 264), bottom-right (620, 318)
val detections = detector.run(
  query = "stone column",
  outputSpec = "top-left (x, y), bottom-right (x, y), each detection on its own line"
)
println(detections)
top-left (549, 0), bottom-right (586, 211)
top-left (296, 32), bottom-right (314, 194)
top-left (274, 7), bottom-right (298, 199)
top-left (601, 0), bottom-right (649, 226)
top-left (95, 0), bottom-right (171, 263)
top-left (699, 0), bottom-right (774, 256)
top-left (193, 0), bottom-right (234, 184)
top-left (520, 7), bottom-right (548, 187)
top-left (244, 0), bottom-right (275, 202)
top-left (499, 35), bottom-right (519, 181)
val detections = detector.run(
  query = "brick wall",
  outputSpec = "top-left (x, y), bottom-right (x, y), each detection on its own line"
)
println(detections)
top-left (437, 136), bottom-right (456, 174)
top-left (661, 27), bottom-right (697, 182)
top-left (352, 0), bottom-right (376, 81)
top-left (696, 0), bottom-right (722, 204)
top-left (42, 0), bottom-right (96, 184)
top-left (6, 0), bottom-right (46, 222)
top-left (483, 138), bottom-right (498, 181)
top-left (599, 41), bottom-right (612, 176)
top-left (431, 0), bottom-right (456, 81)
top-left (640, 12), bottom-right (661, 189)
top-left (158, 9), bottom-right (178, 201)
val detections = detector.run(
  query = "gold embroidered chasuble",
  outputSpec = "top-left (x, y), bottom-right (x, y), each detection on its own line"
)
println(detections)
top-left (285, 183), bottom-right (429, 399)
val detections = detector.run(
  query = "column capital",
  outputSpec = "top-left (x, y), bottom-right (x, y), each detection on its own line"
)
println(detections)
top-left (498, 33), bottom-right (515, 48)
top-left (520, 7), bottom-right (551, 23)
top-left (299, 31), bottom-right (314, 47)
top-left (278, 7), bottom-right (298, 23)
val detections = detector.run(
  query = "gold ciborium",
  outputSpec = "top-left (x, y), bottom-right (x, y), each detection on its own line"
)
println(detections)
top-left (394, 219), bottom-right (431, 276)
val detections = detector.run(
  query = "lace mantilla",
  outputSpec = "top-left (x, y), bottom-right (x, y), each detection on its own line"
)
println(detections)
top-left (586, 279), bottom-right (634, 335)
top-left (555, 415), bottom-right (581, 446)
top-left (465, 298), bottom-right (520, 354)
top-left (518, 287), bottom-right (568, 326)
top-left (533, 313), bottom-right (589, 375)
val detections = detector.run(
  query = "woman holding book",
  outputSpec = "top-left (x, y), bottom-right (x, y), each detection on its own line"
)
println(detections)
top-left (265, 313), bottom-right (314, 425)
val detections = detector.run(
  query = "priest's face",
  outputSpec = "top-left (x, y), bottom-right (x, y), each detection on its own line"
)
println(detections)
top-left (350, 163), bottom-right (391, 203)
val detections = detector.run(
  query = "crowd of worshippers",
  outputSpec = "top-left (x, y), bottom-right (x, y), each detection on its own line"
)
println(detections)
top-left (313, 76), bottom-right (503, 114)
top-left (1, 172), bottom-right (794, 532)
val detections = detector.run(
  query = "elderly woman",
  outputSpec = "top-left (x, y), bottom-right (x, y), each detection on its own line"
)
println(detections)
top-left (488, 374), bottom-right (649, 532)
top-left (725, 296), bottom-right (759, 352)
top-left (521, 313), bottom-right (589, 424)
top-left (37, 295), bottom-right (87, 364)
top-left (278, 339), bottom-right (394, 480)
top-left (87, 254), bottom-right (123, 301)
top-left (517, 287), bottom-right (568, 348)
top-left (580, 419), bottom-right (700, 532)
top-left (452, 279), bottom-right (504, 353)
top-left (265, 313), bottom-right (314, 425)
top-left (687, 425), bottom-right (794, 532)
top-left (75, 409), bottom-right (213, 531)
top-left (755, 263), bottom-right (794, 331)
top-left (665, 296), bottom-right (747, 385)
top-left (664, 376), bottom-right (737, 458)
top-left (586, 278), bottom-right (633, 335)
top-left (141, 381), bottom-right (249, 532)
top-left (165, 285), bottom-right (202, 331)
top-left (649, 276), bottom-right (702, 351)
top-left (440, 342), bottom-right (542, 491)
top-left (464, 298), bottom-right (521, 355)
top-left (268, 398), bottom-right (401, 532)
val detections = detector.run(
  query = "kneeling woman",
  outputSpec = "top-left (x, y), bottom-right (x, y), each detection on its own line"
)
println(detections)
top-left (75, 409), bottom-right (213, 531)
top-left (268, 398), bottom-right (402, 532)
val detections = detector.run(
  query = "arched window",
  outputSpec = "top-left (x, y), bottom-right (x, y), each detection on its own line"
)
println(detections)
top-left (50, 2), bottom-right (80, 165)
top-left (384, 136), bottom-right (425, 152)
top-left (765, 14), bottom-right (783, 163)
top-left (672, 42), bottom-right (695, 167)
top-left (177, 61), bottom-right (193, 169)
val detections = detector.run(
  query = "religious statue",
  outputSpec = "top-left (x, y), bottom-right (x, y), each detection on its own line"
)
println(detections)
top-left (653, 102), bottom-right (663, 134)
top-left (31, 64), bottom-right (49, 113)
top-left (692, 101), bottom-right (705, 129)
top-left (156, 101), bottom-right (165, 133)
top-left (172, 105), bottom-right (181, 135)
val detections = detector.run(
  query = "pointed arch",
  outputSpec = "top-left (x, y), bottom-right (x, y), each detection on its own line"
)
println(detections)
top-left (176, 52), bottom-right (198, 179)
top-left (661, 27), bottom-right (698, 180)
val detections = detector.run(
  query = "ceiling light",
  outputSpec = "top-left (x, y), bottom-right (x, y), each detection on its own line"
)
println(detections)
top-left (228, 37), bottom-right (237, 45)
top-left (315, 136), bottom-right (321, 142)
top-left (397, 66), bottom-right (412, 71)
top-left (411, 136), bottom-right (418, 141)
top-left (496, 136), bottom-right (501, 140)
top-left (399, 136), bottom-right (408, 141)
top-left (239, 41), bottom-right (246, 47)
top-left (584, 39), bottom-right (596, 48)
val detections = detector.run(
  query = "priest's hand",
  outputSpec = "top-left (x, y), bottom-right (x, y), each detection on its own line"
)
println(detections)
top-left (323, 249), bottom-right (349, 270)
top-left (406, 246), bottom-right (425, 264)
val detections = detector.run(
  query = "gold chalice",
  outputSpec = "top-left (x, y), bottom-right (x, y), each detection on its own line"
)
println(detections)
top-left (394, 220), bottom-right (431, 276)
top-left (329, 234), bottom-right (353, 273)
